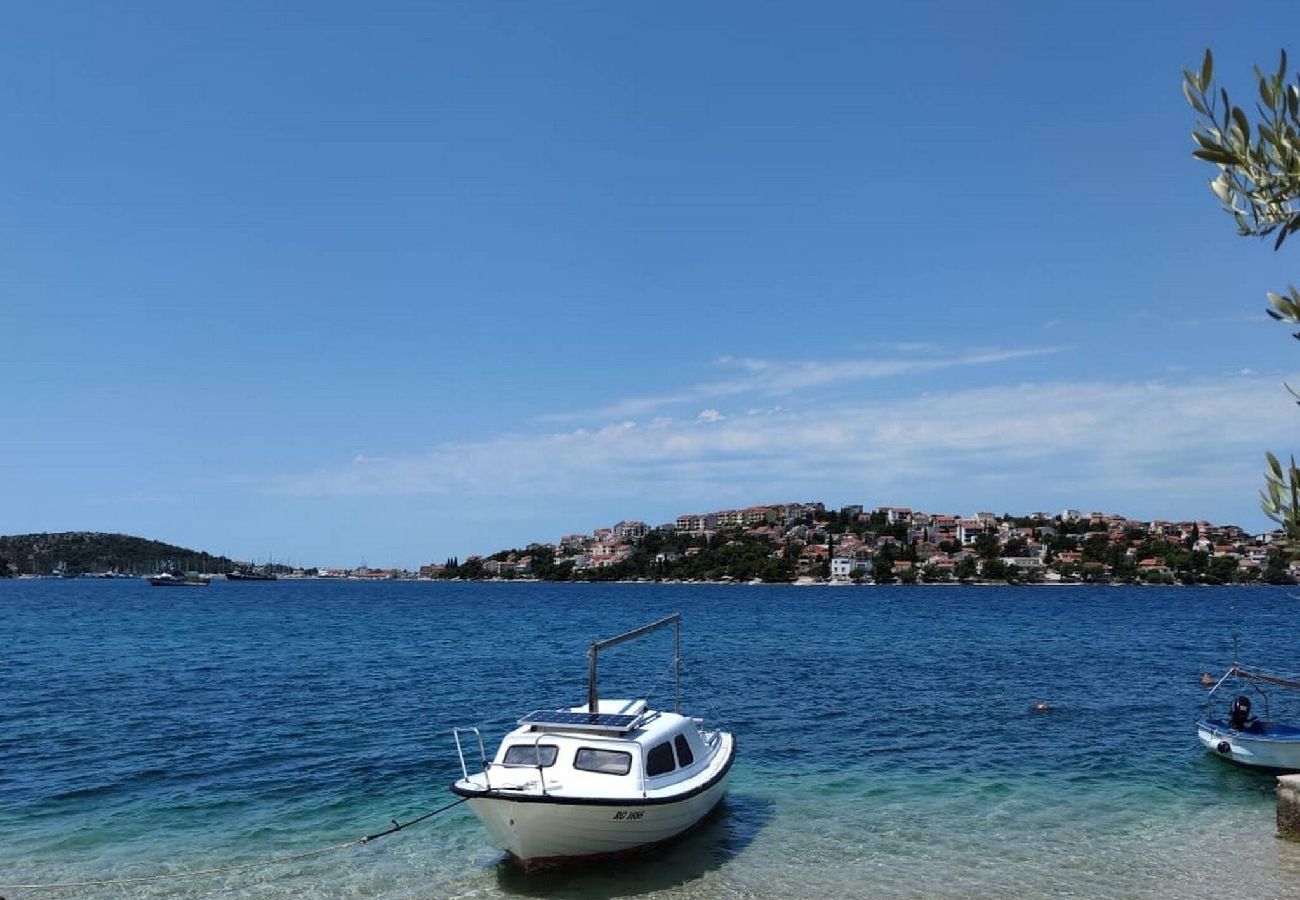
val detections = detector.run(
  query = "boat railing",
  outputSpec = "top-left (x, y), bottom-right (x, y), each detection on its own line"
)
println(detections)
top-left (1203, 666), bottom-right (1279, 726)
top-left (453, 727), bottom-right (491, 790)
top-left (705, 727), bottom-right (723, 753)
top-left (530, 731), bottom-right (552, 796)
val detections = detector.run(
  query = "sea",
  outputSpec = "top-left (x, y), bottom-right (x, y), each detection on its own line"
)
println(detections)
top-left (4, 579), bottom-right (1300, 899)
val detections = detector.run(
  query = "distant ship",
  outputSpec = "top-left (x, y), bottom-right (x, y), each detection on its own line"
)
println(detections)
top-left (226, 569), bottom-right (277, 581)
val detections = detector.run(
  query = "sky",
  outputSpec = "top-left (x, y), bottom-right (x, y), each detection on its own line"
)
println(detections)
top-left (2, 1), bottom-right (1299, 567)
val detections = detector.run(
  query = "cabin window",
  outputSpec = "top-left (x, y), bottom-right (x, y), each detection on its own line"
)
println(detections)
top-left (674, 734), bottom-right (695, 767)
top-left (646, 741), bottom-right (676, 777)
top-left (502, 744), bottom-right (558, 767)
top-left (575, 748), bottom-right (632, 776)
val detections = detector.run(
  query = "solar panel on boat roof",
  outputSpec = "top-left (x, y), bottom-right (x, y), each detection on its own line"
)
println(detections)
top-left (519, 710), bottom-right (639, 729)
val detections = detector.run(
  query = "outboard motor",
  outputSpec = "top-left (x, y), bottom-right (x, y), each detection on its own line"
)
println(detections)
top-left (1228, 695), bottom-right (1252, 730)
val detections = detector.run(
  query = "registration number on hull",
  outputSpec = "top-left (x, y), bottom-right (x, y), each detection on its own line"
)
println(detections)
top-left (611, 810), bottom-right (644, 820)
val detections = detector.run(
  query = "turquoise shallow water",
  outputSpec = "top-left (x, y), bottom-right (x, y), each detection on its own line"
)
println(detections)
top-left (3, 580), bottom-right (1300, 898)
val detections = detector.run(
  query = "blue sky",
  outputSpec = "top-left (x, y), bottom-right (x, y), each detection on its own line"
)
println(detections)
top-left (3, 1), bottom-right (1298, 567)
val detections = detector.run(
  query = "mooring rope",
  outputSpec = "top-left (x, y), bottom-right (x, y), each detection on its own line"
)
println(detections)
top-left (0, 797), bottom-right (468, 893)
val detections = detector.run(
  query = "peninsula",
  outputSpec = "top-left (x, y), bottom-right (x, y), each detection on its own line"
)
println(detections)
top-left (1, 532), bottom-right (251, 578)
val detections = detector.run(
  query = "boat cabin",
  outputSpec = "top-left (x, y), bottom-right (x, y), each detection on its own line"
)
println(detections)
top-left (483, 699), bottom-right (716, 799)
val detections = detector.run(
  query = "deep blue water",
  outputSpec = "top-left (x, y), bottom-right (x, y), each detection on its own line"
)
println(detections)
top-left (3, 580), bottom-right (1300, 898)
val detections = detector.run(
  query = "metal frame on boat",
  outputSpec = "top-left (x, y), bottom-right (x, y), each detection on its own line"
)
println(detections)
top-left (451, 613), bottom-right (736, 870)
top-left (1197, 665), bottom-right (1300, 772)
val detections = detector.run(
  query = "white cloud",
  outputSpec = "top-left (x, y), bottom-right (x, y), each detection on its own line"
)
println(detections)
top-left (266, 373), bottom-right (1298, 527)
top-left (540, 345), bottom-right (1063, 422)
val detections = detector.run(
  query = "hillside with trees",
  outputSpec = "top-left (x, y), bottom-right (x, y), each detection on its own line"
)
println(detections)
top-left (0, 532), bottom-right (236, 577)
top-left (430, 503), bottom-right (1295, 585)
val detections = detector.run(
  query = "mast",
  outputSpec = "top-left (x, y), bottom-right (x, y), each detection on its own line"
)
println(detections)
top-left (587, 613), bottom-right (682, 715)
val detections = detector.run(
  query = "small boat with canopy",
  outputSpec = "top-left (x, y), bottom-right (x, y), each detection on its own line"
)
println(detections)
top-left (451, 613), bottom-right (735, 870)
top-left (1197, 665), bottom-right (1300, 772)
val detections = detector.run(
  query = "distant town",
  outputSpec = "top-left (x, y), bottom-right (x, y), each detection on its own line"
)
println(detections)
top-left (419, 503), bottom-right (1298, 585)
top-left (2, 504), bottom-right (1294, 585)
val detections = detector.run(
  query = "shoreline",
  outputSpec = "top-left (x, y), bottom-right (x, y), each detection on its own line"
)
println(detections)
top-left (8, 575), bottom-right (1286, 587)
top-left (415, 577), bottom-right (1279, 587)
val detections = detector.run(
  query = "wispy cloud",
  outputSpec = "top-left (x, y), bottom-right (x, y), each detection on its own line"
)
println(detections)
top-left (541, 345), bottom-right (1063, 422)
top-left (264, 372), bottom-right (1295, 526)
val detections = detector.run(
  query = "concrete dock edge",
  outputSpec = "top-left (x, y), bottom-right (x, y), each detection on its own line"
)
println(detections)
top-left (1278, 774), bottom-right (1300, 840)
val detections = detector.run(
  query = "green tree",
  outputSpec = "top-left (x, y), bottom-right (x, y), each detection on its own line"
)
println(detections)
top-left (1165, 546), bottom-right (1194, 577)
top-left (1265, 547), bottom-right (1298, 583)
top-left (1206, 555), bottom-right (1241, 584)
top-left (981, 558), bottom-right (1010, 581)
top-left (973, 532), bottom-right (1000, 560)
top-left (1107, 543), bottom-right (1135, 582)
top-left (1080, 562), bottom-right (1108, 583)
top-left (760, 557), bottom-right (795, 583)
top-left (1141, 568), bottom-right (1175, 585)
top-left (920, 562), bottom-right (948, 583)
top-left (954, 555), bottom-right (979, 582)
top-left (1081, 533), bottom-right (1109, 563)
top-left (1054, 559), bottom-right (1080, 581)
top-left (1185, 49), bottom-right (1300, 549)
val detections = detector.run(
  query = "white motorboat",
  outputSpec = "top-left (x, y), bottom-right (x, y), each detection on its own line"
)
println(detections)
top-left (146, 572), bottom-right (210, 587)
top-left (1197, 665), bottom-right (1300, 772)
top-left (451, 613), bottom-right (736, 870)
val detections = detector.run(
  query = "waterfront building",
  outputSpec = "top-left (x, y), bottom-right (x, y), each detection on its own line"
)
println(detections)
top-left (613, 520), bottom-right (649, 540)
top-left (957, 519), bottom-right (986, 545)
top-left (830, 557), bottom-right (855, 580)
top-left (675, 513), bottom-right (718, 533)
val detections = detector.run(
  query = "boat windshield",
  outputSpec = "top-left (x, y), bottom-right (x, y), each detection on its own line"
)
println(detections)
top-left (502, 744), bottom-right (558, 767)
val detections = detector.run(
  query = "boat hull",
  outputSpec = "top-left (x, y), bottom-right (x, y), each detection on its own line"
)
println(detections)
top-left (1197, 719), bottom-right (1300, 772)
top-left (464, 769), bottom-right (730, 869)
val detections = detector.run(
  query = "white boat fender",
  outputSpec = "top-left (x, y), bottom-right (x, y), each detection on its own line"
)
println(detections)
top-left (1217, 741), bottom-right (1232, 755)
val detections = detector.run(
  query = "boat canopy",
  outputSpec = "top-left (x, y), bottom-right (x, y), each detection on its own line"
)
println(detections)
top-left (1229, 666), bottom-right (1300, 691)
